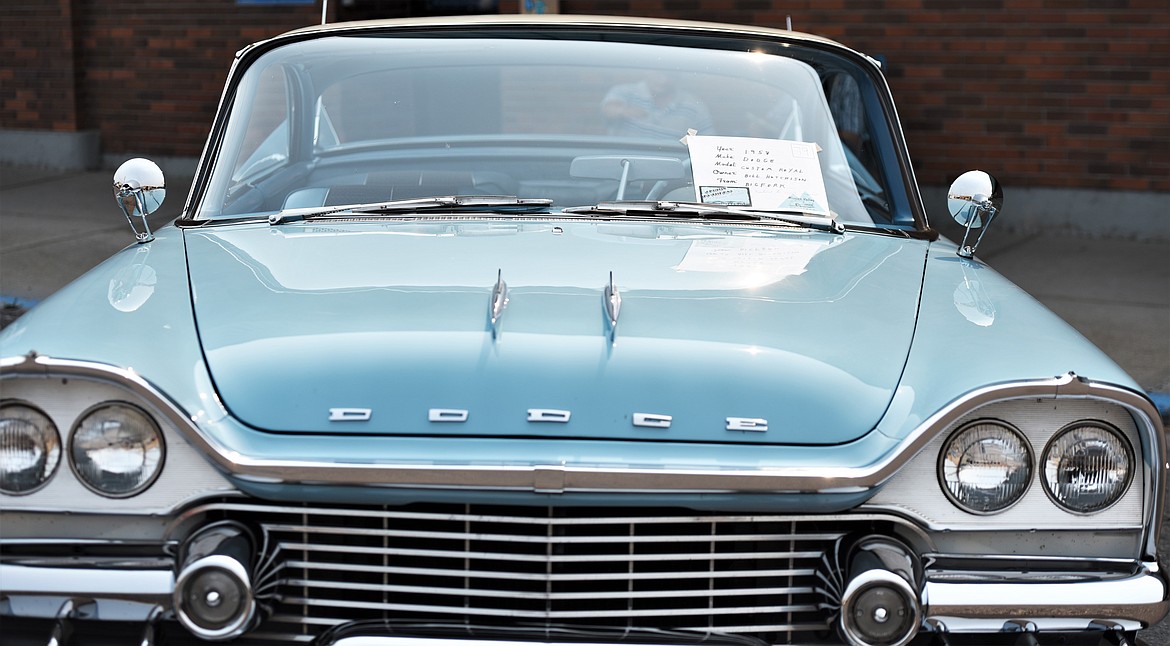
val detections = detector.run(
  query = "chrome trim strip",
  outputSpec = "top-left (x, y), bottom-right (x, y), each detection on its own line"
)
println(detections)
top-left (280, 578), bottom-right (814, 601)
top-left (924, 552), bottom-right (1140, 567)
top-left (168, 502), bottom-right (928, 540)
top-left (261, 521), bottom-right (840, 544)
top-left (276, 541), bottom-right (822, 563)
top-left (927, 617), bottom-right (1144, 635)
top-left (322, 638), bottom-right (793, 646)
top-left (311, 622), bottom-right (829, 637)
top-left (284, 561), bottom-right (815, 581)
top-left (3, 357), bottom-right (1163, 540)
top-left (290, 597), bottom-right (819, 619)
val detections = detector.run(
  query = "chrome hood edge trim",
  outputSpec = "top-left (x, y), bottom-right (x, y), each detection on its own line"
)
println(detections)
top-left (2, 356), bottom-right (1163, 529)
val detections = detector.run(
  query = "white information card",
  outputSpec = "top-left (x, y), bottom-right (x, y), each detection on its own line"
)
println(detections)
top-left (686, 135), bottom-right (830, 217)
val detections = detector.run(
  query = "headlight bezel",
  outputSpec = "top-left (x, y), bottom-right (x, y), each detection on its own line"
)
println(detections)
top-left (0, 400), bottom-right (63, 495)
top-left (937, 418), bottom-right (1034, 515)
top-left (68, 400), bottom-right (166, 499)
top-left (1040, 420), bottom-right (1134, 515)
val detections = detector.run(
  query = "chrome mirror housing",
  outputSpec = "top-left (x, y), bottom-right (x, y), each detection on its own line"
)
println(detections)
top-left (947, 170), bottom-right (1003, 259)
top-left (113, 158), bottom-right (166, 244)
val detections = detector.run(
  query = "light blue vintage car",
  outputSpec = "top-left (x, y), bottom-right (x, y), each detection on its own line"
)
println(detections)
top-left (1, 15), bottom-right (1165, 646)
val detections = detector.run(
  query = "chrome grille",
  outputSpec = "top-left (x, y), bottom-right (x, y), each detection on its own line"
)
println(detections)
top-left (194, 502), bottom-right (855, 643)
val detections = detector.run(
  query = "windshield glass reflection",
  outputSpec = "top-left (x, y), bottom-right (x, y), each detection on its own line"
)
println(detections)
top-left (200, 32), bottom-right (901, 226)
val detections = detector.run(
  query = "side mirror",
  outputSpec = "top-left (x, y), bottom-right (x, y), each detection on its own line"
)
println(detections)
top-left (947, 170), bottom-right (1003, 259)
top-left (113, 158), bottom-right (166, 244)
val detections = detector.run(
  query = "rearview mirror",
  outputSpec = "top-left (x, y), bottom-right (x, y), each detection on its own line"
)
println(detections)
top-left (570, 155), bottom-right (686, 201)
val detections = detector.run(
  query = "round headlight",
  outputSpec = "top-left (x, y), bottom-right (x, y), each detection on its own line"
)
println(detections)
top-left (0, 402), bottom-right (61, 495)
top-left (70, 403), bottom-right (164, 497)
top-left (1042, 422), bottom-right (1132, 514)
top-left (939, 420), bottom-right (1032, 514)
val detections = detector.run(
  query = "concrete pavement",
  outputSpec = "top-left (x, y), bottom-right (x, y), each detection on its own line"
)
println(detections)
top-left (0, 164), bottom-right (194, 307)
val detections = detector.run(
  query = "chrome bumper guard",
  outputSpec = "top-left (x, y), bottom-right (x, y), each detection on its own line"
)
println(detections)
top-left (924, 568), bottom-right (1169, 633)
top-left (0, 563), bottom-right (172, 621)
top-left (1, 562), bottom-right (1167, 640)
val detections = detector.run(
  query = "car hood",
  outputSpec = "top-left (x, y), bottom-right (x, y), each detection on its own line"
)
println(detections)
top-left (186, 220), bottom-right (926, 445)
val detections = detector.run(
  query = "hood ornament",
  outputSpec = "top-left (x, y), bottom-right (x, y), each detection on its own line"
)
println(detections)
top-left (603, 271), bottom-right (622, 344)
top-left (488, 269), bottom-right (508, 339)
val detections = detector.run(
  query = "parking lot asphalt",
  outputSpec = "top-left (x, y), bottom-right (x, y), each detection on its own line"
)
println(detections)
top-left (1, 162), bottom-right (1169, 640)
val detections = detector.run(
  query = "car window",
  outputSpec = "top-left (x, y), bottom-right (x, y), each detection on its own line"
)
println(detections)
top-left (198, 32), bottom-right (906, 227)
top-left (315, 64), bottom-right (811, 143)
top-left (229, 65), bottom-right (290, 183)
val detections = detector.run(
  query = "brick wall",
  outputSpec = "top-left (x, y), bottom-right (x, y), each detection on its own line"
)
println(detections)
top-left (2, 1), bottom-right (82, 133)
top-left (76, 0), bottom-right (325, 158)
top-left (1, 1), bottom-right (322, 161)
top-left (501, 0), bottom-right (1170, 193)
top-left (3, 0), bottom-right (1167, 194)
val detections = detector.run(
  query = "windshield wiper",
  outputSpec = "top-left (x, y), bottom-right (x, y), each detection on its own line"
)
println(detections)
top-left (268, 195), bottom-right (554, 225)
top-left (562, 200), bottom-right (845, 234)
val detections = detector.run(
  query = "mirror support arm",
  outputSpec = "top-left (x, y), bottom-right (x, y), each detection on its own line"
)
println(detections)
top-left (957, 198), bottom-right (998, 259)
top-left (116, 187), bottom-right (156, 244)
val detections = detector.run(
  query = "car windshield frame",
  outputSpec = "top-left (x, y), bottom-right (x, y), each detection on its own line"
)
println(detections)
top-left (183, 21), bottom-right (927, 233)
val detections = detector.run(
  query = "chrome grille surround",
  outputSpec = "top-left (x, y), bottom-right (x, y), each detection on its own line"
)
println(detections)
top-left (176, 501), bottom-right (881, 643)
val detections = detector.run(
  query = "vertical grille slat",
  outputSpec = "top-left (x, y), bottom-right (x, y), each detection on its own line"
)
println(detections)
top-left (196, 502), bottom-right (857, 644)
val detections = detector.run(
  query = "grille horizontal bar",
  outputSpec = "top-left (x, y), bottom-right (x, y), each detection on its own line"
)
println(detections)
top-left (265, 521), bottom-right (844, 544)
top-left (282, 578), bottom-right (817, 601)
top-left (286, 597), bottom-right (823, 620)
top-left (275, 541), bottom-right (824, 563)
top-left (284, 560), bottom-right (816, 582)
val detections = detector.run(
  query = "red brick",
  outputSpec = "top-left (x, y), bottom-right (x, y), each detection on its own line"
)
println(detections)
top-left (1, 0), bottom-right (1164, 195)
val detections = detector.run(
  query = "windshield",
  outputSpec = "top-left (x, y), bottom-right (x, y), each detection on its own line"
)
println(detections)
top-left (197, 28), bottom-right (912, 227)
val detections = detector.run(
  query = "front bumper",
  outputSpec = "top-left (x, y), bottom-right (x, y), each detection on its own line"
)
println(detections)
top-left (2, 561), bottom-right (1167, 644)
